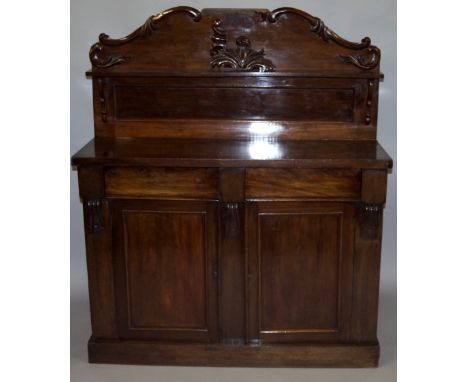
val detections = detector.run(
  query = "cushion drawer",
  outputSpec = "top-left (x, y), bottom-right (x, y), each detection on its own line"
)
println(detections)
top-left (245, 168), bottom-right (361, 199)
top-left (105, 167), bottom-right (218, 198)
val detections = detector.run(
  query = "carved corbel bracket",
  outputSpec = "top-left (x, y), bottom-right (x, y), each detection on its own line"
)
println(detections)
top-left (358, 203), bottom-right (383, 240)
top-left (85, 199), bottom-right (104, 234)
top-left (221, 202), bottom-right (242, 239)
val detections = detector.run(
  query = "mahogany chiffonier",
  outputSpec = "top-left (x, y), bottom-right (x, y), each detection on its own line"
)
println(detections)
top-left (72, 6), bottom-right (392, 367)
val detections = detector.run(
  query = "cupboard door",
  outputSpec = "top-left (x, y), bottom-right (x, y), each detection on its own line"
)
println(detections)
top-left (246, 201), bottom-right (354, 343)
top-left (112, 199), bottom-right (218, 342)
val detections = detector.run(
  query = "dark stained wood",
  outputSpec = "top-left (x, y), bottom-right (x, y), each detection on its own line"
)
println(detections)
top-left (245, 168), bottom-right (361, 199)
top-left (88, 70), bottom-right (383, 78)
top-left (114, 86), bottom-right (354, 122)
top-left (218, 169), bottom-right (246, 342)
top-left (210, 19), bottom-right (275, 72)
top-left (96, 120), bottom-right (376, 140)
top-left (82, 199), bottom-right (118, 338)
top-left (246, 202), bottom-right (354, 343)
top-left (123, 212), bottom-right (205, 328)
top-left (78, 166), bottom-right (118, 338)
top-left (105, 167), bottom-right (218, 198)
top-left (219, 168), bottom-right (245, 202)
top-left (112, 199), bottom-right (219, 341)
top-left (89, 8), bottom-right (381, 76)
top-left (78, 166), bottom-right (104, 198)
top-left (72, 138), bottom-right (393, 169)
top-left (349, 204), bottom-right (383, 341)
top-left (88, 337), bottom-right (379, 367)
top-left (92, 74), bottom-right (374, 140)
top-left (73, 6), bottom-right (392, 367)
top-left (88, 7), bottom-right (381, 140)
top-left (260, 211), bottom-right (340, 335)
top-left (362, 170), bottom-right (388, 203)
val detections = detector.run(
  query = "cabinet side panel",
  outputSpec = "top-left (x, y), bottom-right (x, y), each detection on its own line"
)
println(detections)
top-left (79, 166), bottom-right (118, 339)
top-left (349, 205), bottom-right (383, 341)
top-left (350, 170), bottom-right (388, 341)
top-left (82, 200), bottom-right (118, 338)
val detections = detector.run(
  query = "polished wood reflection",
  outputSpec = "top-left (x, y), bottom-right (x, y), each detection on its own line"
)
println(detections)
top-left (73, 138), bottom-right (392, 169)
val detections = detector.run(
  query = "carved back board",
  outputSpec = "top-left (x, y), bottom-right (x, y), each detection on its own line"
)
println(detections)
top-left (88, 7), bottom-right (382, 140)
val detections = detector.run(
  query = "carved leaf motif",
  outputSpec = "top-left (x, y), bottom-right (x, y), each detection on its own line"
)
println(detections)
top-left (210, 19), bottom-right (275, 72)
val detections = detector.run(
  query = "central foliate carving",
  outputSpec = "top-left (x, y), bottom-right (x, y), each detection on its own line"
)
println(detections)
top-left (210, 19), bottom-right (275, 72)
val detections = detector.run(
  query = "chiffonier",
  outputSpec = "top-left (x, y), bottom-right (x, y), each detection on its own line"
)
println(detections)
top-left (72, 6), bottom-right (392, 367)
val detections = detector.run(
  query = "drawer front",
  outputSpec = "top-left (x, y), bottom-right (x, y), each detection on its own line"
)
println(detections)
top-left (245, 169), bottom-right (361, 199)
top-left (105, 167), bottom-right (218, 198)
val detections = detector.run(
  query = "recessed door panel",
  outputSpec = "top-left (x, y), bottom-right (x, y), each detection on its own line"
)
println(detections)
top-left (246, 202), bottom-right (354, 343)
top-left (112, 200), bottom-right (218, 342)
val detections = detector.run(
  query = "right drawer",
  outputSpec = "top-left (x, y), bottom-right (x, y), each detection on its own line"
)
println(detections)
top-left (245, 168), bottom-right (361, 199)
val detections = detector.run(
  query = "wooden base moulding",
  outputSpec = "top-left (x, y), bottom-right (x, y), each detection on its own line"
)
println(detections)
top-left (88, 337), bottom-right (380, 367)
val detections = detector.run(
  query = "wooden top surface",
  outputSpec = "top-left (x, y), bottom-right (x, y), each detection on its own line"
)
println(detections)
top-left (72, 138), bottom-right (392, 169)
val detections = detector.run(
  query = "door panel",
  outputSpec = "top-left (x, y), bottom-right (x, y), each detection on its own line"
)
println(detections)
top-left (112, 199), bottom-right (218, 342)
top-left (246, 201), bottom-right (354, 343)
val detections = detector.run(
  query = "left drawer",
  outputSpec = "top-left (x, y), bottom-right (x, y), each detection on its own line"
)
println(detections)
top-left (104, 167), bottom-right (219, 199)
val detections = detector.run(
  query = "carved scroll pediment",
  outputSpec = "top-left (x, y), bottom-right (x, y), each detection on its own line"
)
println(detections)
top-left (210, 19), bottom-right (275, 72)
top-left (256, 7), bottom-right (380, 70)
top-left (338, 48), bottom-right (380, 70)
top-left (88, 6), bottom-right (380, 72)
top-left (89, 6), bottom-right (201, 69)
